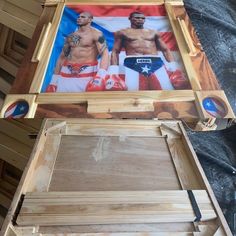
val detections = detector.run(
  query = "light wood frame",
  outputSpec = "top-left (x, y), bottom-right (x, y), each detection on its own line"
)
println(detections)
top-left (0, 0), bottom-right (234, 122)
top-left (0, 119), bottom-right (232, 235)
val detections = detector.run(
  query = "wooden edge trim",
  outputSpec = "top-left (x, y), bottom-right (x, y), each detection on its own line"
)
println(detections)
top-left (0, 119), bottom-right (48, 236)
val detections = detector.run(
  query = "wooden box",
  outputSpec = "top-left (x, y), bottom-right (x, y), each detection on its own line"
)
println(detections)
top-left (0, 119), bottom-right (232, 235)
top-left (0, 0), bottom-right (234, 125)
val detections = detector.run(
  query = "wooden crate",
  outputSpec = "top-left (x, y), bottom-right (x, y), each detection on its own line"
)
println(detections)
top-left (0, 119), bottom-right (232, 235)
top-left (0, 0), bottom-right (234, 127)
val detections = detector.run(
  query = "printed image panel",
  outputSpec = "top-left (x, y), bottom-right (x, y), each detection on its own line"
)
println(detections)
top-left (42, 5), bottom-right (191, 93)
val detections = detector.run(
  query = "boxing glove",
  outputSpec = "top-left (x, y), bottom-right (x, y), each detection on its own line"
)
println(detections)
top-left (86, 69), bottom-right (107, 92)
top-left (106, 65), bottom-right (127, 91)
top-left (45, 74), bottom-right (59, 92)
top-left (165, 62), bottom-right (190, 89)
top-left (169, 70), bottom-right (191, 89)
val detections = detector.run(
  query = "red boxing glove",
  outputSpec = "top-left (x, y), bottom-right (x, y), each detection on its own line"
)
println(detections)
top-left (86, 76), bottom-right (105, 92)
top-left (168, 70), bottom-right (191, 89)
top-left (46, 84), bottom-right (57, 92)
top-left (105, 75), bottom-right (127, 91)
top-left (106, 65), bottom-right (127, 91)
top-left (165, 62), bottom-right (190, 89)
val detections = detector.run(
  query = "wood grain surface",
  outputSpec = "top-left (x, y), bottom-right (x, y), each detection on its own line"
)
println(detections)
top-left (49, 135), bottom-right (181, 191)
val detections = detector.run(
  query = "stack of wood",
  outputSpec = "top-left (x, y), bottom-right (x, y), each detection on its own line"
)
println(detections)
top-left (0, 0), bottom-right (43, 108)
top-left (0, 119), bottom-right (42, 229)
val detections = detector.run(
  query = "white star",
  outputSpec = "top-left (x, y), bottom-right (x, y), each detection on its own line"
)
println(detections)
top-left (206, 102), bottom-right (211, 107)
top-left (141, 65), bottom-right (150, 73)
top-left (20, 106), bottom-right (25, 111)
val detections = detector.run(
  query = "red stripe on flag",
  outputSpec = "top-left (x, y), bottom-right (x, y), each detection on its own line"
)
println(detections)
top-left (160, 32), bottom-right (178, 51)
top-left (67, 5), bottom-right (166, 17)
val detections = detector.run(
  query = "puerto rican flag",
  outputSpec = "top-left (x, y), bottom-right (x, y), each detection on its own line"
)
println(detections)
top-left (4, 101), bottom-right (29, 118)
top-left (42, 5), bottom-right (184, 92)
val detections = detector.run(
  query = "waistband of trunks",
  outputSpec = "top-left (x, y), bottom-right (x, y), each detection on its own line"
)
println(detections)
top-left (60, 71), bottom-right (97, 78)
top-left (125, 55), bottom-right (160, 58)
top-left (62, 60), bottom-right (98, 67)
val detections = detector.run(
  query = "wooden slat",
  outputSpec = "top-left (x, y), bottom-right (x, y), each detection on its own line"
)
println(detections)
top-left (0, 132), bottom-right (32, 157)
top-left (0, 120), bottom-right (36, 147)
top-left (0, 145), bottom-right (28, 171)
top-left (0, 56), bottom-right (18, 76)
top-left (0, 10), bottom-right (35, 38)
top-left (17, 190), bottom-right (217, 226)
top-left (38, 222), bottom-right (195, 234)
top-left (36, 91), bottom-right (195, 104)
top-left (42, 233), bottom-right (193, 236)
top-left (0, 76), bottom-right (11, 94)
top-left (0, 192), bottom-right (11, 209)
top-left (6, 0), bottom-right (43, 16)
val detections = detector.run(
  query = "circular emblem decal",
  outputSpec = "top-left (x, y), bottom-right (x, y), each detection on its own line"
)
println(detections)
top-left (202, 97), bottom-right (227, 118)
top-left (4, 100), bottom-right (29, 118)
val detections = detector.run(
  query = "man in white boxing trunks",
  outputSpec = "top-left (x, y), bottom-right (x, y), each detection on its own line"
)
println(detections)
top-left (110, 11), bottom-right (190, 90)
top-left (46, 11), bottom-right (109, 92)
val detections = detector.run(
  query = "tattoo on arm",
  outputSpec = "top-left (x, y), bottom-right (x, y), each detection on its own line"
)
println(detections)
top-left (98, 35), bottom-right (105, 44)
top-left (63, 44), bottom-right (71, 57)
top-left (98, 35), bottom-right (107, 54)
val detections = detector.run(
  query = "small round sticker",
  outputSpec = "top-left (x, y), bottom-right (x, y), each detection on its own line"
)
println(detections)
top-left (4, 100), bottom-right (29, 118)
top-left (202, 97), bottom-right (227, 118)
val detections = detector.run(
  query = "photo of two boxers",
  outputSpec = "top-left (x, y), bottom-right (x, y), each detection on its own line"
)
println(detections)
top-left (43, 5), bottom-right (191, 93)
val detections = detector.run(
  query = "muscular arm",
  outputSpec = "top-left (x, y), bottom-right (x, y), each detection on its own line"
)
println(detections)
top-left (111, 31), bottom-right (123, 65)
top-left (95, 32), bottom-right (109, 70)
top-left (54, 36), bottom-right (71, 74)
top-left (155, 32), bottom-right (174, 62)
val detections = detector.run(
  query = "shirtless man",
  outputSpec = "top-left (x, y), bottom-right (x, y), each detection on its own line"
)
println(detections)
top-left (110, 11), bottom-right (189, 90)
top-left (46, 11), bottom-right (109, 92)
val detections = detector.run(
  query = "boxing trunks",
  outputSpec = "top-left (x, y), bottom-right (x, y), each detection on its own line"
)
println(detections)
top-left (56, 61), bottom-right (98, 92)
top-left (124, 56), bottom-right (174, 90)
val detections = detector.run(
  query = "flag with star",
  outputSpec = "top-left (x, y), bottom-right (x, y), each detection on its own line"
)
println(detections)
top-left (4, 101), bottom-right (29, 118)
top-left (42, 5), bottom-right (185, 92)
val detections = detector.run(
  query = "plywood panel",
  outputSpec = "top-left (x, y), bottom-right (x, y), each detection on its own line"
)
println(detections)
top-left (49, 136), bottom-right (181, 191)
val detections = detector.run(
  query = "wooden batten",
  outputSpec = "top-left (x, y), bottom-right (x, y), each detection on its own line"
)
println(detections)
top-left (29, 3), bottom-right (65, 93)
top-left (165, 3), bottom-right (201, 90)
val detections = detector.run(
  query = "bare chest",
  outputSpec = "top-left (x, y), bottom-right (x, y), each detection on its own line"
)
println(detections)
top-left (123, 30), bottom-right (156, 42)
top-left (68, 33), bottom-right (95, 48)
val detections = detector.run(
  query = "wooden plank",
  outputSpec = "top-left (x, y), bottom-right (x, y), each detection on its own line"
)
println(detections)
top-left (0, 10), bottom-right (35, 38)
top-left (0, 179), bottom-right (17, 199)
top-left (0, 25), bottom-right (9, 54)
top-left (0, 120), bottom-right (36, 147)
top-left (0, 76), bottom-right (11, 94)
top-left (4, 0), bottom-right (42, 17)
top-left (0, 132), bottom-right (32, 157)
top-left (26, 134), bottom-right (62, 192)
top-left (49, 136), bottom-right (181, 191)
top-left (0, 145), bottom-right (28, 171)
top-left (41, 233), bottom-right (193, 236)
top-left (36, 91), bottom-right (196, 104)
top-left (0, 56), bottom-right (18, 76)
top-left (88, 98), bottom-right (154, 113)
top-left (38, 222), bottom-right (195, 234)
top-left (160, 129), bottom-right (203, 190)
top-left (0, 192), bottom-right (11, 209)
top-left (17, 190), bottom-right (217, 226)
